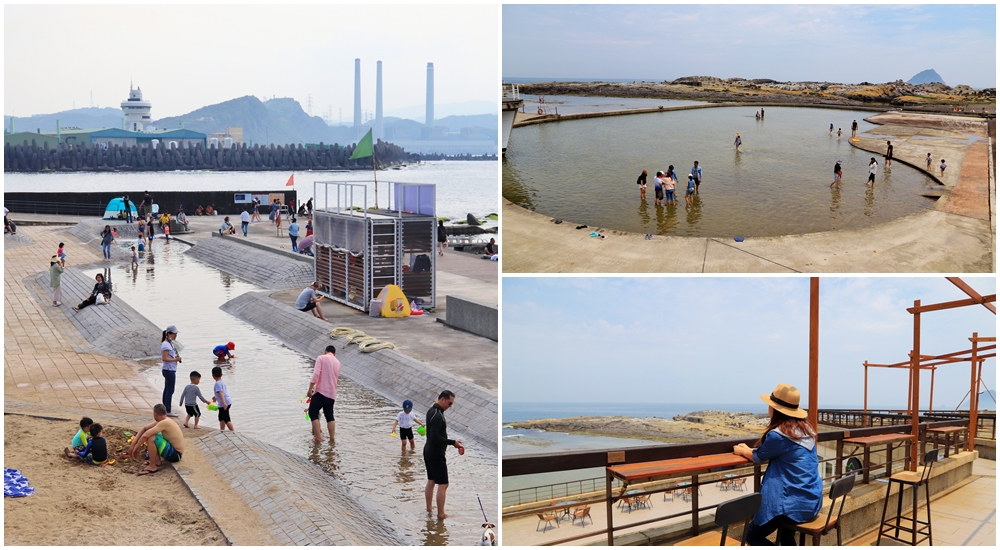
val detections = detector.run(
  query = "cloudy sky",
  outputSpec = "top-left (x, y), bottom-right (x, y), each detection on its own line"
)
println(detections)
top-left (503, 4), bottom-right (996, 89)
top-left (502, 277), bottom-right (996, 409)
top-left (5, 4), bottom-right (498, 120)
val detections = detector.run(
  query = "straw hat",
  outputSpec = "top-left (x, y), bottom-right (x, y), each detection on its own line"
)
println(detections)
top-left (760, 383), bottom-right (807, 419)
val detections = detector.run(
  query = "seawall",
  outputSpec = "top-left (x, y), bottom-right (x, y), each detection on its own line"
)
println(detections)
top-left (183, 233), bottom-right (315, 290)
top-left (220, 291), bottom-right (498, 451)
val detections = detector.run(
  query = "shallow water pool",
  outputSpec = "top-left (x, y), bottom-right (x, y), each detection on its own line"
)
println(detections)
top-left (88, 238), bottom-right (497, 545)
top-left (503, 105), bottom-right (938, 237)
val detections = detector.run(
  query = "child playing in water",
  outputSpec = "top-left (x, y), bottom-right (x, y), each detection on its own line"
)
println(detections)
top-left (939, 159), bottom-right (947, 177)
top-left (179, 371), bottom-right (210, 429)
top-left (213, 342), bottom-right (236, 362)
top-left (212, 366), bottom-right (234, 431)
top-left (664, 170), bottom-right (677, 205)
top-left (685, 174), bottom-right (696, 205)
top-left (926, 153), bottom-right (933, 171)
top-left (653, 172), bottom-right (664, 206)
top-left (131, 246), bottom-right (139, 270)
top-left (391, 400), bottom-right (425, 451)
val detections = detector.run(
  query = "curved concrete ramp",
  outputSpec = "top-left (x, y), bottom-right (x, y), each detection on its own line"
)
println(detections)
top-left (221, 291), bottom-right (498, 451)
top-left (186, 430), bottom-right (404, 545)
top-left (184, 234), bottom-right (314, 289)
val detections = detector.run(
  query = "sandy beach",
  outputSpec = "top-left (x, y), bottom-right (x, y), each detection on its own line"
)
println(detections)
top-left (3, 414), bottom-right (226, 546)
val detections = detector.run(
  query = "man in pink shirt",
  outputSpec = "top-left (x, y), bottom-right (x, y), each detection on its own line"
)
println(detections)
top-left (306, 345), bottom-right (342, 442)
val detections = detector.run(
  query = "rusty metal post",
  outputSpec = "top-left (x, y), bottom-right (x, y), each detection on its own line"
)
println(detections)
top-left (606, 470), bottom-right (615, 546)
top-left (907, 363), bottom-right (913, 415)
top-left (929, 367), bottom-right (935, 413)
top-left (691, 474), bottom-right (700, 536)
top-left (809, 277), bottom-right (820, 433)
top-left (863, 363), bottom-right (869, 428)
top-left (910, 300), bottom-right (921, 471)
top-left (969, 333), bottom-right (979, 452)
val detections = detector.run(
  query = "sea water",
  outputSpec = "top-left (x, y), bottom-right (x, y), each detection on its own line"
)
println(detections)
top-left (5, 160), bottom-right (497, 221)
top-left (503, 105), bottom-right (941, 237)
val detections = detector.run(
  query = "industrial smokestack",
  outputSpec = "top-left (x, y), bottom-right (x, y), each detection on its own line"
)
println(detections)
top-left (375, 61), bottom-right (383, 140)
top-left (425, 62), bottom-right (434, 134)
top-left (354, 58), bottom-right (362, 135)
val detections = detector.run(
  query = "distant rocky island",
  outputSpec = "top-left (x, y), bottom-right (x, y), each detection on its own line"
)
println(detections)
top-left (508, 410), bottom-right (771, 444)
top-left (520, 77), bottom-right (995, 107)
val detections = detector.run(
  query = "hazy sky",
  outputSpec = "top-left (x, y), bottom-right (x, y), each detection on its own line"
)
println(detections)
top-left (503, 277), bottom-right (996, 410)
top-left (5, 5), bottom-right (498, 119)
top-left (503, 4), bottom-right (996, 89)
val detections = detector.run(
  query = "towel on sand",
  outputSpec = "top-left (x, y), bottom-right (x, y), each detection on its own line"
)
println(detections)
top-left (4, 468), bottom-right (35, 497)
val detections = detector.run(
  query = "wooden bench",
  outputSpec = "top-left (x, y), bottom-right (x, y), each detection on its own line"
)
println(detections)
top-left (842, 433), bottom-right (914, 483)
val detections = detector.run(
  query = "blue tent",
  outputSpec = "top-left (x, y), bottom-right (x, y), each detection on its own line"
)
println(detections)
top-left (103, 197), bottom-right (138, 220)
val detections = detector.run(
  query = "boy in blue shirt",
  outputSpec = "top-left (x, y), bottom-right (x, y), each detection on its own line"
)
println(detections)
top-left (64, 423), bottom-right (108, 465)
top-left (213, 341), bottom-right (236, 362)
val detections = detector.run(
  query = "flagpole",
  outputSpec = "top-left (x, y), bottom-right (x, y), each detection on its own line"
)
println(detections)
top-left (373, 142), bottom-right (379, 209)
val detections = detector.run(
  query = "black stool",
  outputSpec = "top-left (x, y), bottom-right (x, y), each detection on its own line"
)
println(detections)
top-left (877, 449), bottom-right (938, 546)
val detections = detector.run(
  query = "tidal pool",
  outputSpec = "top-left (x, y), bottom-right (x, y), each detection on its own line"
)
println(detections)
top-left (503, 106), bottom-right (939, 237)
top-left (87, 237), bottom-right (497, 545)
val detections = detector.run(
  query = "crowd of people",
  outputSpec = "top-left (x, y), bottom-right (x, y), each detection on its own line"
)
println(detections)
top-left (637, 161), bottom-right (703, 207)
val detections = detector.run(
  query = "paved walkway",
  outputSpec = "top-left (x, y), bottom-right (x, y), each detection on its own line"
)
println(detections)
top-left (4, 224), bottom-right (161, 414)
top-left (851, 457), bottom-right (995, 546)
top-left (503, 112), bottom-right (994, 273)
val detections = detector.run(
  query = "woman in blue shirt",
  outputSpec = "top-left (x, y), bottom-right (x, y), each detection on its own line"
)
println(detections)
top-left (734, 383), bottom-right (823, 546)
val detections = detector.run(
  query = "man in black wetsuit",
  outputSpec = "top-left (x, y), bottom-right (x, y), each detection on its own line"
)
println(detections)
top-left (423, 390), bottom-right (465, 520)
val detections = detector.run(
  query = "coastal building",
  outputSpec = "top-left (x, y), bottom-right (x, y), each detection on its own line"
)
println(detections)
top-left (208, 127), bottom-right (244, 147)
top-left (3, 131), bottom-right (59, 148)
top-left (121, 85), bottom-right (152, 132)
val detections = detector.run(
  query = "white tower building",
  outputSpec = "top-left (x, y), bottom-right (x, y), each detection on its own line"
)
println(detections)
top-left (121, 85), bottom-right (152, 132)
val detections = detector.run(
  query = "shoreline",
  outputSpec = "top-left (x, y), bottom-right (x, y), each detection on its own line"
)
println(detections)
top-left (507, 411), bottom-right (770, 445)
top-left (516, 80), bottom-right (995, 110)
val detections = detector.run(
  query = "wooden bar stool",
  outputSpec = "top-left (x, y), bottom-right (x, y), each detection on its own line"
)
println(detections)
top-left (676, 492), bottom-right (761, 546)
top-left (784, 473), bottom-right (856, 545)
top-left (877, 449), bottom-right (939, 546)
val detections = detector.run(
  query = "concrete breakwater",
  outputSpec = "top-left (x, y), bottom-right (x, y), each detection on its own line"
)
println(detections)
top-left (221, 291), bottom-right (499, 451)
top-left (4, 138), bottom-right (416, 173)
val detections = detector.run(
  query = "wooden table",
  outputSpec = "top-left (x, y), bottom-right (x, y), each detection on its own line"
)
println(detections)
top-left (604, 454), bottom-right (751, 545)
top-left (925, 426), bottom-right (968, 458)
top-left (842, 433), bottom-right (914, 484)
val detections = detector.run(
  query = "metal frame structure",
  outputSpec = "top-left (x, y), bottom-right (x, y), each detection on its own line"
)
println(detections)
top-left (311, 180), bottom-right (436, 312)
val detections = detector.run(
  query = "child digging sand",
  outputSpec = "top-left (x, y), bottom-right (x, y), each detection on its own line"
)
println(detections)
top-left (212, 366), bottom-right (234, 431)
top-left (65, 416), bottom-right (93, 456)
top-left (64, 423), bottom-right (108, 465)
top-left (179, 371), bottom-right (210, 428)
top-left (392, 399), bottom-right (426, 452)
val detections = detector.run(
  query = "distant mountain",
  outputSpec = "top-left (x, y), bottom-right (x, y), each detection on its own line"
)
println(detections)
top-left (908, 69), bottom-right (944, 85)
top-left (434, 114), bottom-right (497, 133)
top-left (383, 100), bottom-right (497, 121)
top-left (4, 107), bottom-right (124, 134)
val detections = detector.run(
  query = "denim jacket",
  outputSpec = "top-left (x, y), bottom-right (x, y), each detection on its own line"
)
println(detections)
top-left (751, 428), bottom-right (823, 525)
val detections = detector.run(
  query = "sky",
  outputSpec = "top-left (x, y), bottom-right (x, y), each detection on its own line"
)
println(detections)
top-left (5, 5), bottom-right (498, 120)
top-left (502, 277), bottom-right (996, 410)
top-left (503, 4), bottom-right (997, 90)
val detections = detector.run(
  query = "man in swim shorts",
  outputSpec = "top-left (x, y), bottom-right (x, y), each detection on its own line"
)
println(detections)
top-left (129, 403), bottom-right (185, 475)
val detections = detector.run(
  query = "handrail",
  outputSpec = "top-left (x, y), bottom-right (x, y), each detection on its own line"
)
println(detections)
top-left (4, 199), bottom-right (105, 216)
top-left (503, 418), bottom-right (971, 546)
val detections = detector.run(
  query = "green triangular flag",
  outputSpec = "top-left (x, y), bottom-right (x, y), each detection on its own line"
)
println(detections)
top-left (349, 128), bottom-right (374, 160)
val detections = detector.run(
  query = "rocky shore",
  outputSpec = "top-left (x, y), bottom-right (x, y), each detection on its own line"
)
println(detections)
top-left (520, 77), bottom-right (995, 108)
top-left (509, 410), bottom-right (771, 444)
